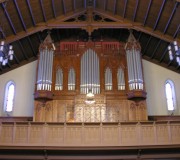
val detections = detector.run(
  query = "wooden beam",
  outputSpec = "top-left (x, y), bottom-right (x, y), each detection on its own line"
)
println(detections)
top-left (113, 0), bottom-right (117, 15)
top-left (40, 0), bottom-right (47, 22)
top-left (163, 2), bottom-right (178, 34)
top-left (14, 0), bottom-right (27, 31)
top-left (2, 8), bottom-right (180, 45)
top-left (153, 0), bottom-right (166, 30)
top-left (1, 2), bottom-right (16, 34)
top-left (133, 0), bottom-right (139, 22)
top-left (143, 0), bottom-right (152, 26)
top-left (26, 0), bottom-right (36, 26)
top-left (52, 0), bottom-right (56, 18)
top-left (123, 0), bottom-right (128, 18)
top-left (62, 0), bottom-right (66, 14)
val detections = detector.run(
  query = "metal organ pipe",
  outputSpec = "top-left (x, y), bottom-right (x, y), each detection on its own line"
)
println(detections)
top-left (80, 49), bottom-right (100, 94)
top-left (125, 32), bottom-right (144, 91)
top-left (36, 45), bottom-right (54, 91)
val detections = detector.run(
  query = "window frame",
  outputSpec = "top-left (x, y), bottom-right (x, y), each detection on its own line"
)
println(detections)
top-left (4, 81), bottom-right (15, 114)
top-left (165, 79), bottom-right (176, 112)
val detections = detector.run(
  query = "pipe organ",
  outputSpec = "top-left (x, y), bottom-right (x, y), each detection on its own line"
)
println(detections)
top-left (34, 33), bottom-right (147, 122)
top-left (34, 34), bottom-right (55, 101)
top-left (125, 32), bottom-right (146, 100)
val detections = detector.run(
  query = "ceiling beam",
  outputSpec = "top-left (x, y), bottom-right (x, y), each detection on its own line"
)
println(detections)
top-left (150, 40), bottom-right (162, 59)
top-left (2, 9), bottom-right (180, 44)
top-left (133, 0), bottom-right (139, 22)
top-left (40, 0), bottom-right (47, 22)
top-left (153, 0), bottom-right (166, 30)
top-left (159, 44), bottom-right (168, 62)
top-left (1, 2), bottom-right (16, 34)
top-left (18, 40), bottom-right (29, 60)
top-left (163, 2), bottom-right (178, 34)
top-left (51, 0), bottom-right (56, 18)
top-left (104, 0), bottom-right (107, 11)
top-left (62, 0), bottom-right (66, 14)
top-left (0, 26), bottom-right (6, 39)
top-left (113, 0), bottom-right (117, 15)
top-left (26, 0), bottom-right (36, 26)
top-left (142, 36), bottom-right (152, 56)
top-left (93, 0), bottom-right (96, 9)
top-left (173, 24), bottom-right (180, 38)
top-left (27, 37), bottom-right (37, 57)
top-left (123, 0), bottom-right (128, 18)
top-left (143, 0), bottom-right (152, 26)
top-left (73, 0), bottom-right (76, 12)
top-left (14, 0), bottom-right (27, 31)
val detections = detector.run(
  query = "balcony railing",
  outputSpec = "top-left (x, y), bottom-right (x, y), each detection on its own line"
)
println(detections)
top-left (0, 121), bottom-right (180, 147)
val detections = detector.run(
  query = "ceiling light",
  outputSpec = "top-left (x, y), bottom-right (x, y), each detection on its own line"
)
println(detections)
top-left (168, 41), bottom-right (180, 65)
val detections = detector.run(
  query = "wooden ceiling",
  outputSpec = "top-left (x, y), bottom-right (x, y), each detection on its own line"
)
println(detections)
top-left (0, 0), bottom-right (179, 75)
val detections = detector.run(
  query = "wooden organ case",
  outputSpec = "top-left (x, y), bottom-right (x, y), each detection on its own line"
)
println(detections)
top-left (34, 33), bottom-right (148, 122)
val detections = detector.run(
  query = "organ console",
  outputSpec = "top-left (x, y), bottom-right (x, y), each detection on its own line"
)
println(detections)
top-left (33, 32), bottom-right (148, 122)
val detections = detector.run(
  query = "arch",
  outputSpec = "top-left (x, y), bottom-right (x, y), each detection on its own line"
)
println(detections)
top-left (4, 81), bottom-right (15, 113)
top-left (165, 79), bottom-right (176, 111)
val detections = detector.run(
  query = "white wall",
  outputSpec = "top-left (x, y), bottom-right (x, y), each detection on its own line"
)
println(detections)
top-left (143, 60), bottom-right (180, 116)
top-left (0, 61), bottom-right (37, 116)
top-left (0, 60), bottom-right (180, 117)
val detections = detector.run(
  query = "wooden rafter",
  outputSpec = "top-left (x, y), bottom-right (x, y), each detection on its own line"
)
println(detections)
top-left (143, 0), bottom-right (152, 26)
top-left (40, 0), bottom-right (47, 22)
top-left (133, 0), bottom-right (139, 22)
top-left (26, 0), bottom-right (36, 26)
top-left (123, 0), bottom-right (128, 18)
top-left (62, 0), bottom-right (66, 14)
top-left (153, 0), bottom-right (166, 30)
top-left (52, 0), bottom-right (56, 18)
top-left (1, 2), bottom-right (16, 34)
top-left (150, 40), bottom-right (162, 59)
top-left (163, 2), bottom-right (178, 34)
top-left (27, 37), bottom-right (36, 57)
top-left (113, 0), bottom-right (117, 15)
top-left (2, 8), bottom-right (180, 45)
top-left (14, 0), bottom-right (26, 31)
top-left (18, 40), bottom-right (29, 60)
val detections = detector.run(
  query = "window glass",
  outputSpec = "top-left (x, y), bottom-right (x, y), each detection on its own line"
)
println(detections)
top-left (4, 81), bottom-right (15, 112)
top-left (165, 80), bottom-right (176, 111)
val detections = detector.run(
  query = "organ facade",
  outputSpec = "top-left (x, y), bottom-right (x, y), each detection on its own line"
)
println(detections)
top-left (34, 32), bottom-right (147, 122)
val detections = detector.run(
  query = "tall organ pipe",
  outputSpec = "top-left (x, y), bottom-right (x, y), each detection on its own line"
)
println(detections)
top-left (125, 32), bottom-right (144, 91)
top-left (36, 34), bottom-right (55, 91)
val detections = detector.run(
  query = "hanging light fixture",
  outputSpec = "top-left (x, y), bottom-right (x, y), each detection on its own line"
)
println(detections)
top-left (0, 1), bottom-right (14, 66)
top-left (85, 89), bottom-right (95, 105)
top-left (0, 41), bottom-right (14, 66)
top-left (168, 41), bottom-right (180, 66)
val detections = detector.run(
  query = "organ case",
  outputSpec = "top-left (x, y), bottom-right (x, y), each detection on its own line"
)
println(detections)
top-left (34, 34), bottom-right (148, 122)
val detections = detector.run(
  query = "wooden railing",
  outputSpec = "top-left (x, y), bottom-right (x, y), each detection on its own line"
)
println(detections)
top-left (0, 121), bottom-right (180, 147)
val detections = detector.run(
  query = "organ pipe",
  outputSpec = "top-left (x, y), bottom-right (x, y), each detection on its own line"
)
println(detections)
top-left (80, 49), bottom-right (100, 94)
top-left (125, 32), bottom-right (144, 91)
top-left (36, 34), bottom-right (55, 91)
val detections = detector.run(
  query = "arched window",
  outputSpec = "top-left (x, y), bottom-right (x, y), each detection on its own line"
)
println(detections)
top-left (4, 81), bottom-right (15, 112)
top-left (165, 80), bottom-right (176, 111)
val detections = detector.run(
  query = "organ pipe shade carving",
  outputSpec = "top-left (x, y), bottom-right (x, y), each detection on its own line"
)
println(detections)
top-left (125, 32), bottom-right (143, 90)
top-left (68, 68), bottom-right (75, 90)
top-left (117, 67), bottom-right (125, 90)
top-left (55, 68), bottom-right (63, 91)
top-left (105, 67), bottom-right (112, 90)
top-left (80, 49), bottom-right (100, 94)
top-left (36, 34), bottom-right (54, 91)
